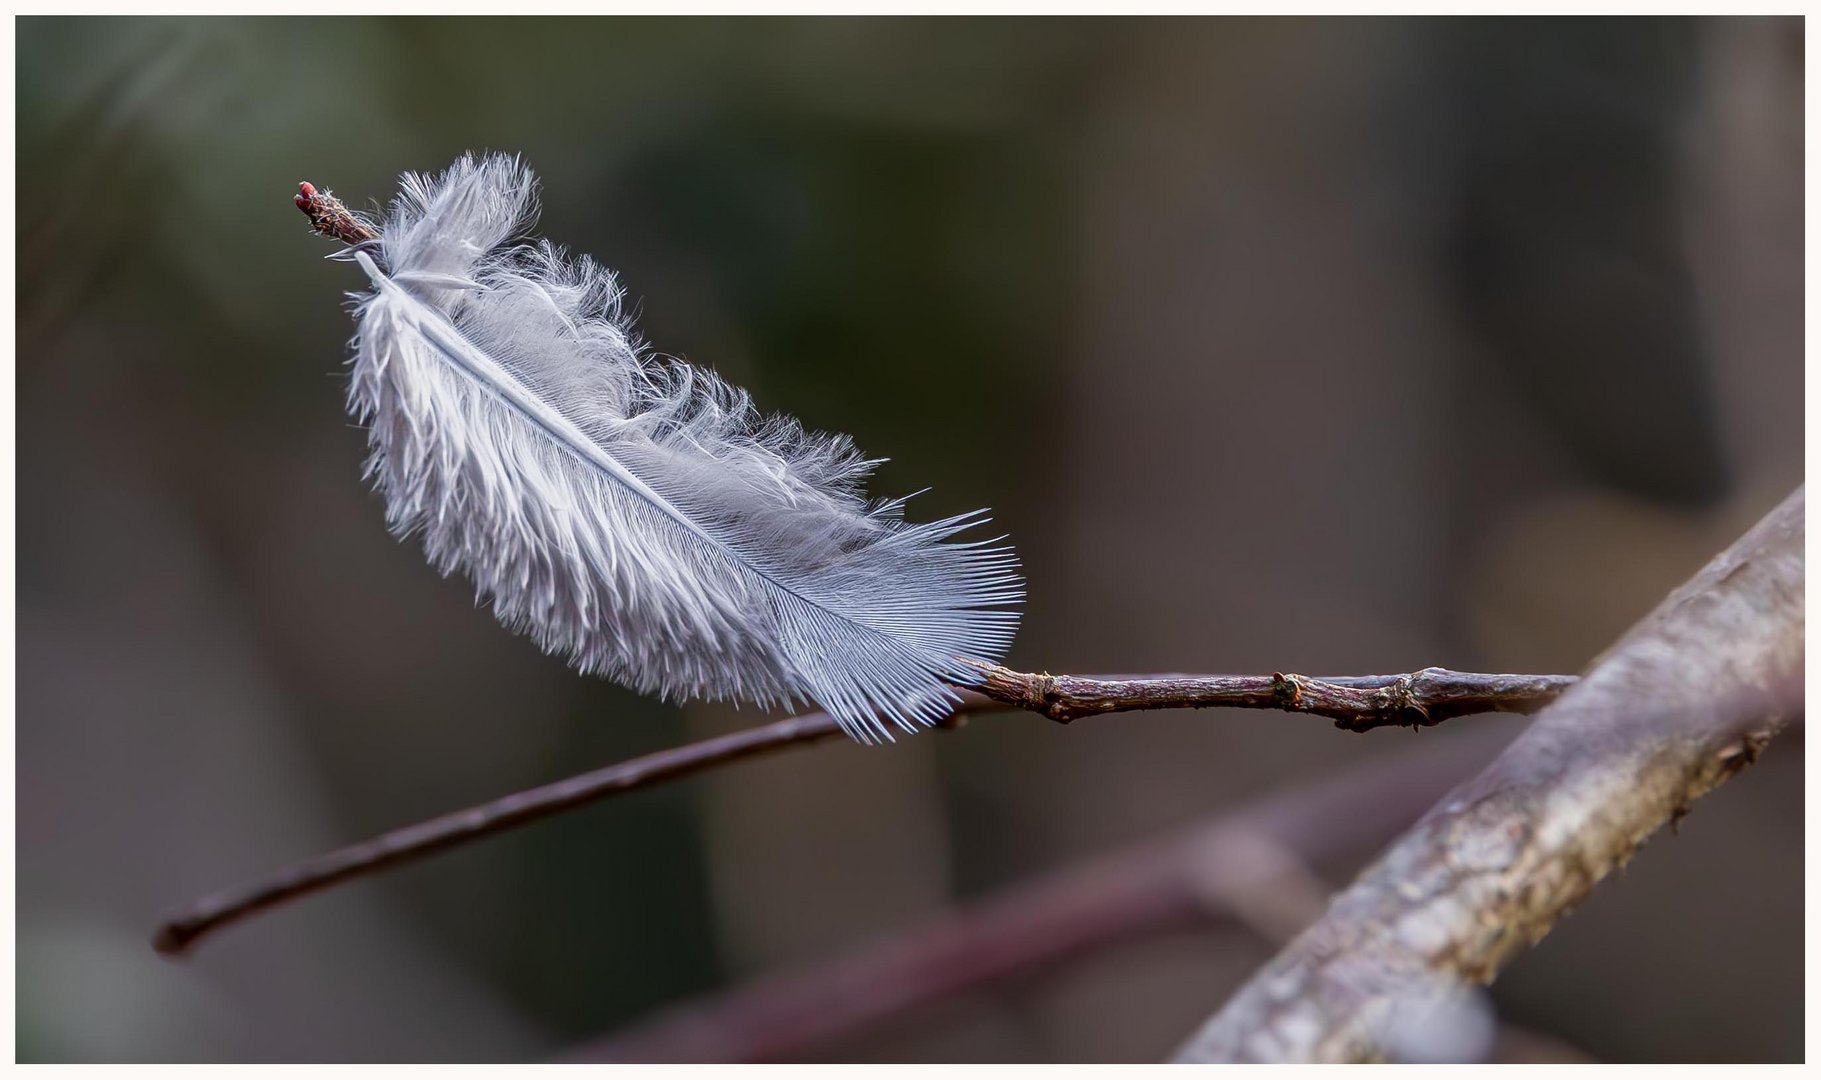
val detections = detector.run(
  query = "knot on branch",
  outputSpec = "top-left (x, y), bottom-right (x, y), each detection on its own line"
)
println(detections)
top-left (1383, 670), bottom-right (1436, 728)
top-left (1716, 730), bottom-right (1772, 769)
top-left (970, 662), bottom-right (1079, 723)
top-left (1271, 673), bottom-right (1303, 711)
top-left (1330, 670), bottom-right (1437, 732)
top-left (1028, 672), bottom-right (1070, 720)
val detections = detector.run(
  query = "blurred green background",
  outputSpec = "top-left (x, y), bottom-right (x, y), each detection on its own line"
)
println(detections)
top-left (17, 16), bottom-right (1803, 1063)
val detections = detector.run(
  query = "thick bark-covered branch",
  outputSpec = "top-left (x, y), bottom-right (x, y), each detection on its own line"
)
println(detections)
top-left (1173, 487), bottom-right (1805, 1063)
top-left (152, 666), bottom-right (1568, 957)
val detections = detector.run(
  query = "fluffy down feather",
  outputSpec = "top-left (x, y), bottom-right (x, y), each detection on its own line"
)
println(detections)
top-left (340, 153), bottom-right (1022, 741)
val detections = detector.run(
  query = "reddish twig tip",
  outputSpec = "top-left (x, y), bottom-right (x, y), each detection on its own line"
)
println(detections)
top-left (295, 180), bottom-right (378, 245)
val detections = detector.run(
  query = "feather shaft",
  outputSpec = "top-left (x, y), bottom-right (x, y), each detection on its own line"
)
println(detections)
top-left (356, 250), bottom-right (707, 542)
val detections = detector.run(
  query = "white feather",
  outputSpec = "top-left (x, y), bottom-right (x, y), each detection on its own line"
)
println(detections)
top-left (339, 153), bottom-right (1022, 742)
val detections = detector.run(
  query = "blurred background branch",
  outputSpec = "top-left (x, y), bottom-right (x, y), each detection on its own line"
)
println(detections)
top-left (572, 724), bottom-right (1598, 1064)
top-left (571, 732), bottom-right (1499, 1062)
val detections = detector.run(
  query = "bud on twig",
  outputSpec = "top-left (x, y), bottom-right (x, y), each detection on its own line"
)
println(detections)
top-left (295, 180), bottom-right (377, 245)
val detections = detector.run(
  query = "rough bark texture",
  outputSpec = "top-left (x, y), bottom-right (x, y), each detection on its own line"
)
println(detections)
top-left (1173, 486), bottom-right (1804, 1063)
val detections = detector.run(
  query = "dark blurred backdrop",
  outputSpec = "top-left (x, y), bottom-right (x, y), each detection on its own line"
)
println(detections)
top-left (16, 16), bottom-right (1803, 1063)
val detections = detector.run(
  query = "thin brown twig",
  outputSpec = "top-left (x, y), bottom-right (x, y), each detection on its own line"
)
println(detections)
top-left (969, 664), bottom-right (1572, 730)
top-left (151, 707), bottom-right (857, 956)
top-left (152, 667), bottom-right (1573, 957)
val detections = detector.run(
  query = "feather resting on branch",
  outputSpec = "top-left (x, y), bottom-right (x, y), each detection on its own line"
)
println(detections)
top-left (331, 154), bottom-right (1022, 742)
